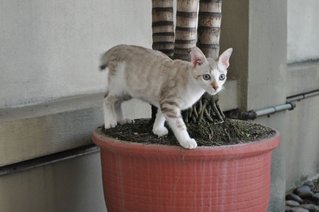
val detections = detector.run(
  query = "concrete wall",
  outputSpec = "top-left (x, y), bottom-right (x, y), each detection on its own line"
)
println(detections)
top-left (0, 0), bottom-right (151, 108)
top-left (0, 0), bottom-right (151, 163)
top-left (287, 0), bottom-right (319, 63)
top-left (285, 0), bottom-right (319, 189)
top-left (284, 95), bottom-right (319, 188)
top-left (0, 1), bottom-right (151, 211)
top-left (284, 61), bottom-right (319, 189)
top-left (222, 0), bottom-right (319, 211)
top-left (0, 152), bottom-right (106, 212)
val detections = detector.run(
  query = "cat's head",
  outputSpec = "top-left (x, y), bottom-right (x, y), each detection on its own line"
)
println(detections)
top-left (190, 47), bottom-right (233, 95)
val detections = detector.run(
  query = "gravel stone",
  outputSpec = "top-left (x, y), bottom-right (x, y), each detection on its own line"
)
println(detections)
top-left (286, 205), bottom-right (292, 211)
top-left (287, 193), bottom-right (304, 204)
top-left (286, 200), bottom-right (301, 207)
top-left (295, 185), bottom-right (314, 198)
top-left (304, 181), bottom-right (315, 189)
top-left (290, 207), bottom-right (309, 212)
top-left (313, 193), bottom-right (319, 201)
top-left (300, 203), bottom-right (319, 211)
top-left (286, 178), bottom-right (319, 212)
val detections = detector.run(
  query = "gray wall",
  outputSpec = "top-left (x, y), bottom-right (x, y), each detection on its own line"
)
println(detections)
top-left (222, 0), bottom-right (319, 187)
top-left (287, 0), bottom-right (319, 63)
top-left (0, 0), bottom-right (151, 165)
top-left (0, 152), bottom-right (106, 212)
top-left (0, 0), bottom-right (151, 108)
top-left (286, 0), bottom-right (319, 188)
top-left (0, 1), bottom-right (151, 211)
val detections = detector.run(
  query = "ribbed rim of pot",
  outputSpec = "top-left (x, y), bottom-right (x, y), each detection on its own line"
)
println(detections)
top-left (92, 128), bottom-right (280, 160)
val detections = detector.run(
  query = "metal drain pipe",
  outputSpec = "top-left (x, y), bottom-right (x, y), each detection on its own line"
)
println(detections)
top-left (0, 144), bottom-right (99, 176)
top-left (225, 89), bottom-right (319, 120)
top-left (254, 102), bottom-right (295, 117)
top-left (287, 89), bottom-right (319, 102)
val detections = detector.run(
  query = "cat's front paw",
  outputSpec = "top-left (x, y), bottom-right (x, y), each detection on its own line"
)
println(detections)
top-left (152, 126), bottom-right (169, 137)
top-left (104, 120), bottom-right (118, 129)
top-left (179, 138), bottom-right (197, 149)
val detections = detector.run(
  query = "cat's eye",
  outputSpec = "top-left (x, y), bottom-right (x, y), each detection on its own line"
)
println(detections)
top-left (202, 74), bottom-right (211, 81)
top-left (219, 74), bottom-right (226, 81)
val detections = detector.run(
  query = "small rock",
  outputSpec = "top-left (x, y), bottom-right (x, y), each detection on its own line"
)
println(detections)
top-left (286, 205), bottom-right (293, 212)
top-left (313, 193), bottom-right (319, 201)
top-left (300, 203), bottom-right (319, 212)
top-left (295, 185), bottom-right (314, 198)
top-left (304, 181), bottom-right (315, 189)
top-left (290, 207), bottom-right (309, 212)
top-left (286, 200), bottom-right (301, 207)
top-left (287, 193), bottom-right (304, 203)
top-left (285, 205), bottom-right (291, 212)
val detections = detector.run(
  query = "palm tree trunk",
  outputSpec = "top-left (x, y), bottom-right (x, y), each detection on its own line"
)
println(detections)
top-left (198, 0), bottom-right (222, 60)
top-left (150, 0), bottom-right (225, 126)
top-left (151, 0), bottom-right (175, 123)
top-left (174, 0), bottom-right (200, 61)
top-left (152, 0), bottom-right (175, 58)
top-left (185, 0), bottom-right (225, 124)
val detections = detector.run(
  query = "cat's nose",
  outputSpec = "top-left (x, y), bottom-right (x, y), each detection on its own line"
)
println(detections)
top-left (211, 82), bottom-right (219, 90)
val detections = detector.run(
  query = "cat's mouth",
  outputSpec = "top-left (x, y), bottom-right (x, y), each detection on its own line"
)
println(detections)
top-left (207, 88), bottom-right (218, 95)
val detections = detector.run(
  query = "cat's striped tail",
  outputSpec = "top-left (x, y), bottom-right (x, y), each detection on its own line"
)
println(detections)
top-left (99, 51), bottom-right (110, 71)
top-left (100, 64), bottom-right (107, 70)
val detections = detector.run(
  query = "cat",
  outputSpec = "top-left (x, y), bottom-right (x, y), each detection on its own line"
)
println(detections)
top-left (100, 44), bottom-right (232, 149)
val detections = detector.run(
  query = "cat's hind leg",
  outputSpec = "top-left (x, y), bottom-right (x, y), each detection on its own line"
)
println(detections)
top-left (152, 109), bottom-right (168, 137)
top-left (114, 97), bottom-right (135, 125)
top-left (103, 94), bottom-right (119, 129)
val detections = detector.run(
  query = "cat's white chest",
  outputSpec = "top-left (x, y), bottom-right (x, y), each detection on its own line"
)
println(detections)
top-left (180, 86), bottom-right (205, 110)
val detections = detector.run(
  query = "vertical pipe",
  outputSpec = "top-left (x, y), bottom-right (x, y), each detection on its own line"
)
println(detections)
top-left (174, 0), bottom-right (200, 61)
top-left (198, 0), bottom-right (222, 59)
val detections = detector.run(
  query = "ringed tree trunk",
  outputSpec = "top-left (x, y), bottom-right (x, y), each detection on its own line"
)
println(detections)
top-left (185, 0), bottom-right (225, 125)
top-left (198, 0), bottom-right (222, 60)
top-left (151, 0), bottom-right (225, 131)
top-left (151, 0), bottom-right (175, 58)
top-left (174, 0), bottom-right (200, 61)
top-left (151, 0), bottom-right (175, 123)
top-left (175, 0), bottom-right (225, 125)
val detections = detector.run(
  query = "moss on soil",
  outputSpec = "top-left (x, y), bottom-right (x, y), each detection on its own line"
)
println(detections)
top-left (100, 118), bottom-right (276, 147)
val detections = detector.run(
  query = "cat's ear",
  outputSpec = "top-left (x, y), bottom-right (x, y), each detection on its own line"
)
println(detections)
top-left (190, 47), bottom-right (207, 68)
top-left (218, 48), bottom-right (233, 69)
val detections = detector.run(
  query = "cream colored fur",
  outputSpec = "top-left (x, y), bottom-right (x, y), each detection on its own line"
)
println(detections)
top-left (100, 45), bottom-right (232, 149)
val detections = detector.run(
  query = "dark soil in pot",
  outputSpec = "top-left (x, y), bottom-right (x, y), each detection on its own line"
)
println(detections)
top-left (100, 118), bottom-right (275, 146)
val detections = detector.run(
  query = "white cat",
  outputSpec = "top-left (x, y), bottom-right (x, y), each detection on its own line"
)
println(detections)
top-left (100, 45), bottom-right (232, 149)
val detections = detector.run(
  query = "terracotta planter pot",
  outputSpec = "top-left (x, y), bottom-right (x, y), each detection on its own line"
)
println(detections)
top-left (92, 128), bottom-right (280, 212)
